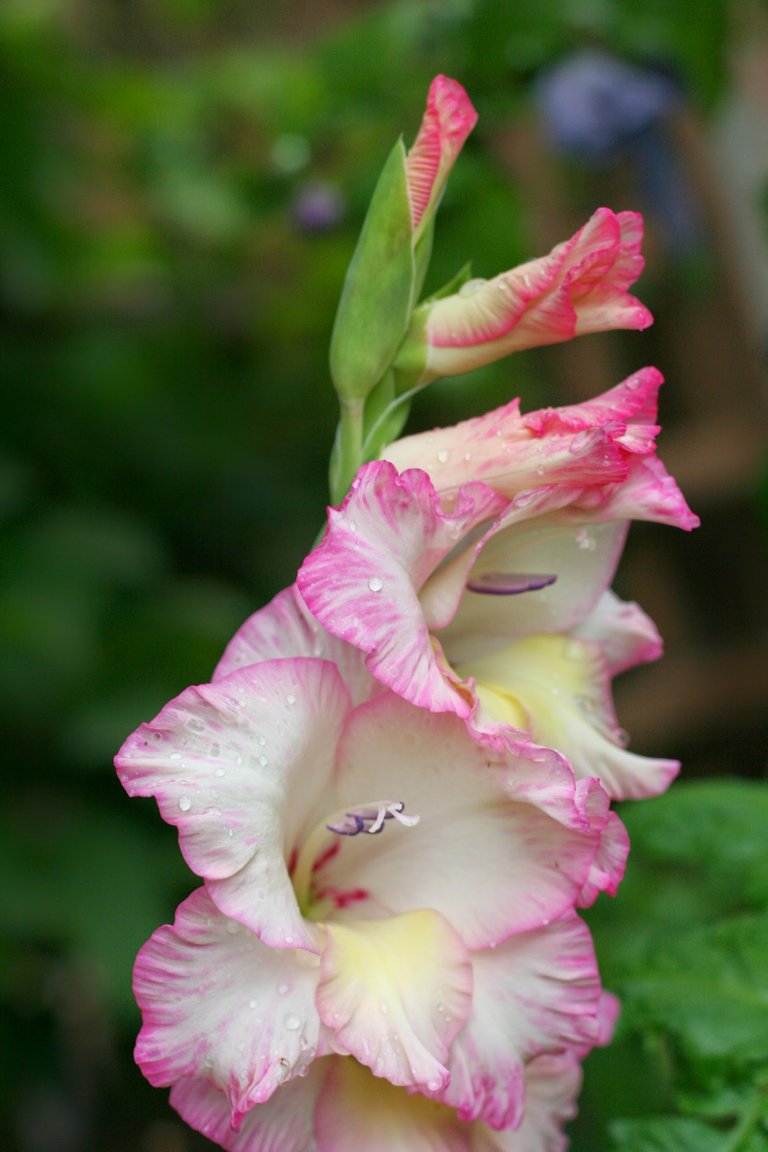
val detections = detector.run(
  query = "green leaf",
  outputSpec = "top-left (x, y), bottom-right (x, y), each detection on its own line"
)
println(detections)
top-left (620, 913), bottom-right (768, 1066)
top-left (609, 1116), bottom-right (729, 1152)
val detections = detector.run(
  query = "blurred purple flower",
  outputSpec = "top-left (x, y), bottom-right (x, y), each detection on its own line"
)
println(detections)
top-left (535, 48), bottom-right (679, 160)
top-left (292, 182), bottom-right (345, 232)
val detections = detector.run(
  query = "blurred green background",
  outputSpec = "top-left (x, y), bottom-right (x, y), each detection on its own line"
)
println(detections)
top-left (2, 1), bottom-right (767, 1149)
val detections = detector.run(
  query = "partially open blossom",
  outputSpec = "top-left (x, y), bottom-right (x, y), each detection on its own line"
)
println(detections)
top-left (298, 369), bottom-right (698, 800)
top-left (117, 656), bottom-right (616, 1132)
top-left (393, 208), bottom-right (653, 387)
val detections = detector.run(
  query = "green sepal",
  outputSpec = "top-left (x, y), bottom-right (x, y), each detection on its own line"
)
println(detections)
top-left (329, 139), bottom-right (416, 403)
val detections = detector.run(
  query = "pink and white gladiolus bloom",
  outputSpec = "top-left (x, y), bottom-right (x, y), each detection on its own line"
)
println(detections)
top-left (117, 654), bottom-right (619, 1139)
top-left (393, 208), bottom-right (653, 387)
top-left (298, 368), bottom-right (699, 801)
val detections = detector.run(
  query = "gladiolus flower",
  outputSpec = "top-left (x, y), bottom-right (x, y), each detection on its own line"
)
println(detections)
top-left (298, 369), bottom-right (698, 800)
top-left (393, 208), bottom-right (653, 387)
top-left (117, 656), bottom-right (616, 1132)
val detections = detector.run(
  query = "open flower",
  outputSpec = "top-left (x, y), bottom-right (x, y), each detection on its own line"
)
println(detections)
top-left (393, 208), bottom-right (653, 387)
top-left (298, 369), bottom-right (698, 800)
top-left (117, 656), bottom-right (615, 1132)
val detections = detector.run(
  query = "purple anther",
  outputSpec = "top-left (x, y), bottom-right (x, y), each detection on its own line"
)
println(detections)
top-left (326, 802), bottom-right (419, 837)
top-left (466, 572), bottom-right (558, 595)
top-left (326, 814), bottom-right (366, 836)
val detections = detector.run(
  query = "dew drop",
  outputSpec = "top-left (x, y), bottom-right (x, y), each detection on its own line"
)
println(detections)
top-left (436, 449), bottom-right (449, 464)
top-left (215, 766), bottom-right (226, 778)
top-left (427, 1078), bottom-right (441, 1093)
top-left (249, 999), bottom-right (258, 1009)
top-left (259, 755), bottom-right (269, 767)
top-left (277, 983), bottom-right (289, 996)
top-left (258, 735), bottom-right (267, 747)
top-left (284, 1014), bottom-right (301, 1031)
top-left (367, 576), bottom-right (383, 592)
top-left (286, 693), bottom-right (297, 706)
top-left (178, 796), bottom-right (192, 812)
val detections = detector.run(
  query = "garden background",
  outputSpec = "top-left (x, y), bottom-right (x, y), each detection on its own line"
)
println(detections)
top-left (2, 1), bottom-right (768, 1149)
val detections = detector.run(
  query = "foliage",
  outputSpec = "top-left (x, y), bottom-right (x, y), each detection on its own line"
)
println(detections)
top-left (572, 780), bottom-right (768, 1151)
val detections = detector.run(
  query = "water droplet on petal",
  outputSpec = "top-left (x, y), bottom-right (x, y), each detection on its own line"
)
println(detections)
top-left (367, 576), bottom-right (383, 592)
top-left (284, 1014), bottom-right (301, 1030)
top-left (436, 449), bottom-right (448, 464)
top-left (286, 694), bottom-right (296, 706)
top-left (178, 796), bottom-right (192, 812)
top-left (215, 767), bottom-right (226, 778)
top-left (249, 999), bottom-right (258, 1009)
top-left (277, 983), bottom-right (289, 996)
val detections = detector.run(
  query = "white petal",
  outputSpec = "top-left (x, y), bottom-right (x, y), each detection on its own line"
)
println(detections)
top-left (444, 915), bottom-right (600, 1129)
top-left (134, 889), bottom-right (322, 1124)
top-left (171, 1064), bottom-right (326, 1152)
top-left (116, 658), bottom-right (351, 944)
top-left (317, 910), bottom-right (472, 1092)
top-left (214, 583), bottom-right (375, 705)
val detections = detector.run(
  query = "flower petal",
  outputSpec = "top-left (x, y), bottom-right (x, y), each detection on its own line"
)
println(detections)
top-left (406, 75), bottom-right (478, 235)
top-left (214, 583), bottom-right (375, 705)
top-left (171, 1064), bottom-right (327, 1152)
top-left (323, 693), bottom-right (603, 948)
top-left (442, 507), bottom-right (628, 665)
top-left (444, 914), bottom-right (601, 1129)
top-left (315, 1056), bottom-right (470, 1152)
top-left (459, 634), bottom-right (678, 800)
top-left (470, 1053), bottom-right (582, 1152)
top-left (572, 589), bottom-right (663, 675)
top-left (418, 209), bottom-right (651, 379)
top-left (298, 461), bottom-right (505, 716)
top-left (317, 909), bottom-right (472, 1093)
top-left (115, 658), bottom-right (351, 945)
top-left (134, 889), bottom-right (322, 1125)
top-left (383, 367), bottom-right (663, 502)
top-left (578, 810), bottom-right (629, 906)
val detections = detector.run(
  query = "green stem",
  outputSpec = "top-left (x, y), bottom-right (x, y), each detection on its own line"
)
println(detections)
top-left (330, 396), bottom-right (365, 505)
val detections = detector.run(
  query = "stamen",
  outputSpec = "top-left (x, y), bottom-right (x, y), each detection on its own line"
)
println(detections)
top-left (293, 800), bottom-right (420, 916)
top-left (326, 801), bottom-right (420, 837)
top-left (466, 571), bottom-right (557, 596)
